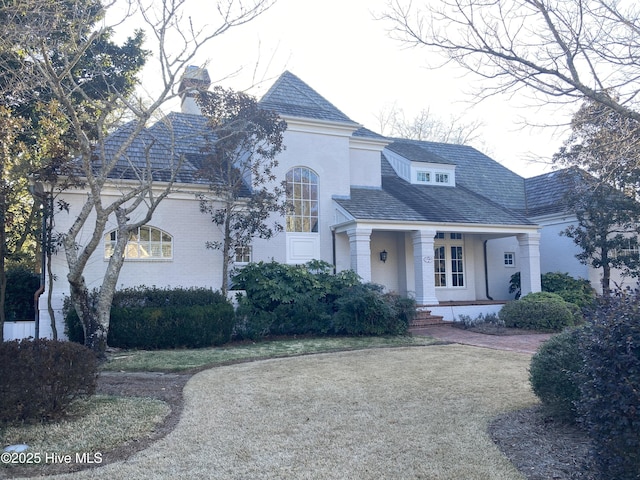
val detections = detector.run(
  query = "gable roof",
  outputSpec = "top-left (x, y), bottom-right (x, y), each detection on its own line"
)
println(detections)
top-left (259, 71), bottom-right (359, 126)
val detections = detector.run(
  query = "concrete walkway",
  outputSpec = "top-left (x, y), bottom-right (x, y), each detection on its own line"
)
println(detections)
top-left (411, 324), bottom-right (554, 354)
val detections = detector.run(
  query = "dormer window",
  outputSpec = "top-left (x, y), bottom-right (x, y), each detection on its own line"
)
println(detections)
top-left (435, 173), bottom-right (449, 184)
top-left (417, 171), bottom-right (430, 183)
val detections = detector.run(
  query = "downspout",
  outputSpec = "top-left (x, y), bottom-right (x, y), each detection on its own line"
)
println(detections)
top-left (331, 229), bottom-right (337, 274)
top-left (483, 240), bottom-right (494, 301)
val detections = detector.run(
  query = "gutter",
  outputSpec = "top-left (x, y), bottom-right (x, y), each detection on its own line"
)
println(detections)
top-left (483, 240), bottom-right (494, 301)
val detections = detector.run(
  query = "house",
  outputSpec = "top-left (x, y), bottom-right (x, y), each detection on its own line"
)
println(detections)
top-left (525, 168), bottom-right (640, 294)
top-left (9, 70), bottom-right (552, 340)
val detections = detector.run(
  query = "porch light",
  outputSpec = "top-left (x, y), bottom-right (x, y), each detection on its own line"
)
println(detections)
top-left (379, 250), bottom-right (388, 263)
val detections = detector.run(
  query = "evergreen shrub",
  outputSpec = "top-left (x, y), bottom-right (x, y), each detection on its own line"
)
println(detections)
top-left (499, 292), bottom-right (580, 331)
top-left (64, 287), bottom-right (234, 349)
top-left (578, 293), bottom-right (640, 479)
top-left (529, 327), bottom-right (582, 421)
top-left (0, 339), bottom-right (97, 424)
top-left (5, 266), bottom-right (40, 321)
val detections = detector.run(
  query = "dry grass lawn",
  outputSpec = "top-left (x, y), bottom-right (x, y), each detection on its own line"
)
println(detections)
top-left (21, 345), bottom-right (537, 480)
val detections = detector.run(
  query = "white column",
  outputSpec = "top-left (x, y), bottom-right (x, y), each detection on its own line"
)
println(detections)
top-left (412, 229), bottom-right (439, 305)
top-left (347, 227), bottom-right (372, 282)
top-left (517, 232), bottom-right (542, 296)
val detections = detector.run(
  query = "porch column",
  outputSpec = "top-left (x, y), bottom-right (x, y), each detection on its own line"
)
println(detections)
top-left (412, 229), bottom-right (439, 305)
top-left (347, 227), bottom-right (372, 282)
top-left (517, 232), bottom-right (542, 296)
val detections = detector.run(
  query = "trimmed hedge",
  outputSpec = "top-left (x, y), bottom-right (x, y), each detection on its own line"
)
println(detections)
top-left (65, 287), bottom-right (235, 349)
top-left (0, 339), bottom-right (97, 424)
top-left (499, 292), bottom-right (581, 332)
top-left (529, 327), bottom-right (583, 421)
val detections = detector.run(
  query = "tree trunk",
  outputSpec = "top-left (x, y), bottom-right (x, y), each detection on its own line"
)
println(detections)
top-left (221, 205), bottom-right (232, 297)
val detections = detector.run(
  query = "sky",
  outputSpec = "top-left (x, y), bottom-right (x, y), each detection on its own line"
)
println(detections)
top-left (148, 0), bottom-right (578, 178)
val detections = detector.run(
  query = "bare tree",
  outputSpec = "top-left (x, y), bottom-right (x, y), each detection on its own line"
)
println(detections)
top-left (1, 0), bottom-right (276, 354)
top-left (380, 0), bottom-right (640, 122)
top-left (376, 104), bottom-right (484, 145)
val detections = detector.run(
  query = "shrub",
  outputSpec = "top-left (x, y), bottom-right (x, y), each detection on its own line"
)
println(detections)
top-left (64, 287), bottom-right (235, 349)
top-left (541, 272), bottom-right (596, 310)
top-left (333, 284), bottom-right (413, 336)
top-left (529, 327), bottom-right (583, 421)
top-left (499, 292), bottom-right (580, 332)
top-left (577, 293), bottom-right (640, 479)
top-left (233, 260), bottom-right (414, 339)
top-left (0, 339), bottom-right (97, 424)
top-left (457, 312), bottom-right (504, 330)
top-left (509, 271), bottom-right (596, 309)
top-left (5, 266), bottom-right (40, 321)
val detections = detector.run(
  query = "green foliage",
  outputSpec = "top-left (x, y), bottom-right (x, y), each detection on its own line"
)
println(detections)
top-left (64, 287), bottom-right (235, 349)
top-left (499, 292), bottom-right (581, 332)
top-left (0, 339), bottom-right (96, 424)
top-left (577, 293), bottom-right (640, 479)
top-left (333, 284), bottom-right (413, 336)
top-left (509, 271), bottom-right (595, 308)
top-left (4, 266), bottom-right (39, 321)
top-left (540, 272), bottom-right (596, 309)
top-left (233, 260), bottom-right (414, 339)
top-left (530, 327), bottom-right (583, 421)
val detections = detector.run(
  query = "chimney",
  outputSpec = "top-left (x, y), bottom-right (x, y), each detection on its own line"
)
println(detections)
top-left (178, 66), bottom-right (211, 115)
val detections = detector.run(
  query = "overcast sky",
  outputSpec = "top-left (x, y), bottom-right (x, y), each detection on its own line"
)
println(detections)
top-left (155, 0), bottom-right (577, 178)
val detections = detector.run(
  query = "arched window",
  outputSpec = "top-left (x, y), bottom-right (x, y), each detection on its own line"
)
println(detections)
top-left (286, 167), bottom-right (319, 233)
top-left (104, 226), bottom-right (173, 260)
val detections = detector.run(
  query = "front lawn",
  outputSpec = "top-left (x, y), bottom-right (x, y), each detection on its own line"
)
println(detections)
top-left (102, 335), bottom-right (438, 372)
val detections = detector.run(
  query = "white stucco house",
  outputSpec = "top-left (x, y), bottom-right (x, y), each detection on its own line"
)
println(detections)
top-left (8, 70), bottom-right (563, 340)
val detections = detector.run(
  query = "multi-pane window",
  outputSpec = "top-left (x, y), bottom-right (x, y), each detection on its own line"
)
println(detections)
top-left (435, 173), bottom-right (449, 184)
top-left (504, 252), bottom-right (515, 267)
top-left (434, 232), bottom-right (464, 287)
top-left (286, 167), bottom-right (319, 233)
top-left (417, 171), bottom-right (430, 183)
top-left (104, 226), bottom-right (172, 260)
top-left (235, 246), bottom-right (252, 264)
top-left (434, 246), bottom-right (447, 287)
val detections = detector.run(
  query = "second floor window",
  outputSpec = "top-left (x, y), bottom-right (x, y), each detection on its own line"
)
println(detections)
top-left (286, 167), bottom-right (319, 232)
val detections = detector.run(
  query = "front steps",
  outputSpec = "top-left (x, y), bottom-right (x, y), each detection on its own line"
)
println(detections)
top-left (409, 306), bottom-right (446, 328)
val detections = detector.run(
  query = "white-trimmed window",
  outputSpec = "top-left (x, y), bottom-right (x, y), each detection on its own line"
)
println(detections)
top-left (435, 173), bottom-right (450, 184)
top-left (286, 167), bottom-right (319, 233)
top-left (235, 246), bottom-right (252, 264)
top-left (104, 226), bottom-right (173, 260)
top-left (417, 171), bottom-right (430, 183)
top-left (434, 232), bottom-right (465, 287)
top-left (504, 252), bottom-right (515, 267)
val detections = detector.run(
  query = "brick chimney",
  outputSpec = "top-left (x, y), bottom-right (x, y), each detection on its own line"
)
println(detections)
top-left (178, 66), bottom-right (211, 115)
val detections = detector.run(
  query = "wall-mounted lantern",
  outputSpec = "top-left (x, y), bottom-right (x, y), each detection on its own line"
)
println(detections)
top-left (379, 250), bottom-right (388, 263)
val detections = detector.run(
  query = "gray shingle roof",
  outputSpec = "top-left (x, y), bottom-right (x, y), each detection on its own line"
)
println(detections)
top-left (259, 71), bottom-right (359, 126)
top-left (525, 168), bottom-right (584, 217)
top-left (102, 112), bottom-right (212, 184)
top-left (335, 157), bottom-right (534, 226)
top-left (386, 139), bottom-right (527, 213)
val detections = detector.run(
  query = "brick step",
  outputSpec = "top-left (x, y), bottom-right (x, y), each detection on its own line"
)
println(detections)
top-left (410, 309), bottom-right (446, 327)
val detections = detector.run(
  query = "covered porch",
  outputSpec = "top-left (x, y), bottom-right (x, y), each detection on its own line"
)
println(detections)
top-left (332, 222), bottom-right (541, 318)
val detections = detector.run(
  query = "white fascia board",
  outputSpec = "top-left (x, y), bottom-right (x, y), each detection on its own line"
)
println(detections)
top-left (528, 212), bottom-right (577, 226)
top-left (349, 136), bottom-right (390, 152)
top-left (282, 115), bottom-right (361, 137)
top-left (333, 219), bottom-right (541, 235)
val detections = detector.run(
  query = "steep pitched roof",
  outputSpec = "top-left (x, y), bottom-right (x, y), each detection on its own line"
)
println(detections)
top-left (525, 168), bottom-right (590, 217)
top-left (259, 71), bottom-right (359, 125)
top-left (335, 157), bottom-right (534, 226)
top-left (385, 139), bottom-right (527, 212)
top-left (101, 112), bottom-right (211, 184)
